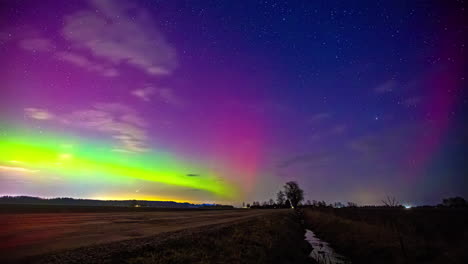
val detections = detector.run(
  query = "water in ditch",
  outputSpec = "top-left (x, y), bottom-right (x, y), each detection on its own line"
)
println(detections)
top-left (305, 229), bottom-right (351, 264)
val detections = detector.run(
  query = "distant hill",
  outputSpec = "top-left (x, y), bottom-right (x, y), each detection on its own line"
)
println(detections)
top-left (0, 196), bottom-right (233, 209)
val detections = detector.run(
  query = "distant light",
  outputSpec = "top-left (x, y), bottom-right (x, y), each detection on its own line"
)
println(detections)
top-left (404, 205), bottom-right (412, 209)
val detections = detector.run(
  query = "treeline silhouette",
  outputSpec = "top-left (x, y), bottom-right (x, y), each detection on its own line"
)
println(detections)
top-left (248, 197), bottom-right (468, 210)
top-left (0, 195), bottom-right (233, 209)
top-left (245, 181), bottom-right (468, 209)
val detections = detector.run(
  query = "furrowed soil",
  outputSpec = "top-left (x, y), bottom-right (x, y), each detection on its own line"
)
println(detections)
top-left (0, 207), bottom-right (313, 264)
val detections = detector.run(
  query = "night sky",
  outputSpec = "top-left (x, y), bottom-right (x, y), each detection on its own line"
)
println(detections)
top-left (0, 0), bottom-right (466, 206)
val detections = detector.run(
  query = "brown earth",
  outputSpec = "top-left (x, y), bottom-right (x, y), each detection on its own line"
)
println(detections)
top-left (27, 211), bottom-right (312, 264)
top-left (0, 208), bottom-right (288, 262)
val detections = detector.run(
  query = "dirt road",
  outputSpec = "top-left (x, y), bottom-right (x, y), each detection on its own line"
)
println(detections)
top-left (0, 209), bottom-right (282, 261)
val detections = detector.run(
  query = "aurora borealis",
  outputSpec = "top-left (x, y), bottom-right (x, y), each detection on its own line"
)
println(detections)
top-left (0, 0), bottom-right (467, 205)
top-left (0, 127), bottom-right (237, 199)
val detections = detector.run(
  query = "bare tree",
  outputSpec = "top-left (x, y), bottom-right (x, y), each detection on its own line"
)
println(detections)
top-left (268, 198), bottom-right (275, 206)
top-left (382, 196), bottom-right (406, 258)
top-left (276, 190), bottom-right (286, 206)
top-left (382, 196), bottom-right (400, 207)
top-left (284, 181), bottom-right (304, 209)
top-left (442, 197), bottom-right (467, 207)
top-left (334, 202), bottom-right (344, 208)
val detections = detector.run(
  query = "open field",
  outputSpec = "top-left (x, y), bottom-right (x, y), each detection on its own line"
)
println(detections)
top-left (29, 211), bottom-right (312, 264)
top-left (304, 208), bottom-right (468, 264)
top-left (0, 207), bottom-right (299, 262)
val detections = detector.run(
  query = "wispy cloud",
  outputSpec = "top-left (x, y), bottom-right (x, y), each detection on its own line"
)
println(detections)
top-left (62, 0), bottom-right (177, 76)
top-left (65, 103), bottom-right (149, 153)
top-left (19, 38), bottom-right (53, 52)
top-left (24, 108), bottom-right (54, 120)
top-left (348, 124), bottom-right (420, 158)
top-left (131, 86), bottom-right (184, 106)
top-left (349, 136), bottom-right (381, 156)
top-left (0, 165), bottom-right (39, 173)
top-left (374, 80), bottom-right (397, 94)
top-left (402, 96), bottom-right (422, 107)
top-left (24, 103), bottom-right (149, 153)
top-left (18, 0), bottom-right (176, 78)
top-left (310, 133), bottom-right (321, 141)
top-left (19, 36), bottom-right (118, 77)
top-left (309, 112), bottom-right (332, 123)
top-left (278, 152), bottom-right (333, 169)
top-left (55, 51), bottom-right (118, 77)
top-left (331, 124), bottom-right (347, 134)
top-left (156, 88), bottom-right (184, 107)
top-left (131, 87), bottom-right (154, 102)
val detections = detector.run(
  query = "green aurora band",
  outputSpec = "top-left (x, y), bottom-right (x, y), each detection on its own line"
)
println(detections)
top-left (0, 130), bottom-right (238, 199)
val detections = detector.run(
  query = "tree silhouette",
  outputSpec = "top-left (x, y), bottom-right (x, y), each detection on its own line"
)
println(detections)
top-left (382, 196), bottom-right (400, 207)
top-left (442, 196), bottom-right (467, 207)
top-left (130, 200), bottom-right (138, 207)
top-left (276, 190), bottom-right (286, 206)
top-left (284, 181), bottom-right (304, 209)
top-left (268, 199), bottom-right (275, 206)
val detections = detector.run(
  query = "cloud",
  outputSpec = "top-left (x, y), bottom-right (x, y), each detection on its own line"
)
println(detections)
top-left (0, 31), bottom-right (12, 43)
top-left (278, 152), bottom-right (333, 169)
top-left (331, 124), bottom-right (347, 134)
top-left (402, 96), bottom-right (422, 107)
top-left (19, 38), bottom-right (53, 52)
top-left (18, 1), bottom-right (176, 78)
top-left (156, 88), bottom-right (183, 106)
top-left (374, 80), bottom-right (397, 94)
top-left (310, 133), bottom-right (321, 141)
top-left (64, 103), bottom-right (148, 153)
top-left (131, 86), bottom-right (185, 106)
top-left (348, 124), bottom-right (421, 158)
top-left (120, 113), bottom-right (147, 127)
top-left (131, 87), bottom-right (154, 102)
top-left (62, 0), bottom-right (177, 76)
top-left (309, 112), bottom-right (332, 123)
top-left (24, 103), bottom-right (149, 153)
top-left (24, 108), bottom-right (55, 120)
top-left (307, 124), bottom-right (346, 143)
top-left (0, 165), bottom-right (39, 173)
top-left (55, 51), bottom-right (118, 77)
top-left (18, 35), bottom-right (118, 77)
top-left (349, 136), bottom-right (380, 156)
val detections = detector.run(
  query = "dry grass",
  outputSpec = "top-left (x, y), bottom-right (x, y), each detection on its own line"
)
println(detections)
top-left (124, 212), bottom-right (312, 264)
top-left (0, 208), bottom-right (281, 261)
top-left (24, 210), bottom-right (313, 264)
top-left (304, 209), bottom-right (468, 264)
